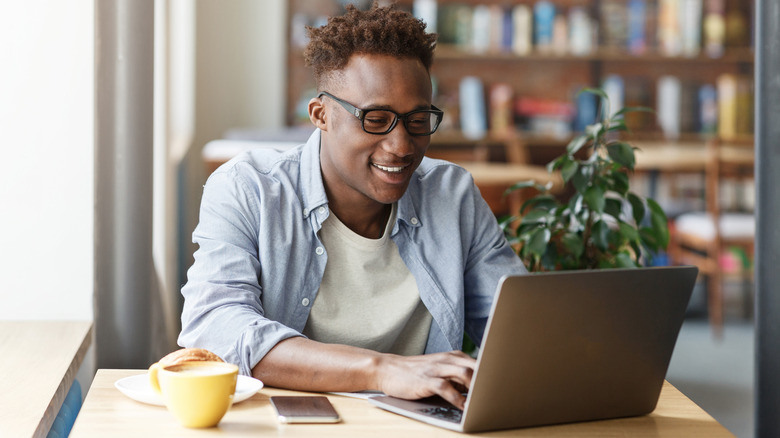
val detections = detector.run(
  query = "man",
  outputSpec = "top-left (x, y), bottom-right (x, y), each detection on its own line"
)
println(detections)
top-left (179, 3), bottom-right (526, 409)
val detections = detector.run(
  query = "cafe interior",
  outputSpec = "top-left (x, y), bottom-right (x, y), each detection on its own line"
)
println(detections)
top-left (2, 1), bottom-right (778, 437)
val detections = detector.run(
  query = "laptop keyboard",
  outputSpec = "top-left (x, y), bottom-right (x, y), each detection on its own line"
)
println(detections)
top-left (419, 406), bottom-right (463, 423)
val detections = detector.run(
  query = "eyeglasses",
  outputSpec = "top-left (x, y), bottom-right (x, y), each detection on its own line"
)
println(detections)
top-left (318, 91), bottom-right (443, 137)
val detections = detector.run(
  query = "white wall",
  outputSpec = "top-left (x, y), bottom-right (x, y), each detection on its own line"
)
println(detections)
top-left (0, 2), bottom-right (94, 321)
top-left (180, 0), bottom-right (287, 275)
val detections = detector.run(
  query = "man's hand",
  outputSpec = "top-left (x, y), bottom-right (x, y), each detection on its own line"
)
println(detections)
top-left (253, 338), bottom-right (475, 409)
top-left (374, 351), bottom-right (475, 409)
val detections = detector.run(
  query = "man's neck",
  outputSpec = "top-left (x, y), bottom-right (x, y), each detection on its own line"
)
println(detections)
top-left (328, 201), bottom-right (392, 240)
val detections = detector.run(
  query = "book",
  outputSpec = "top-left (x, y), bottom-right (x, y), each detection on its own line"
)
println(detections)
top-left (568, 6), bottom-right (593, 56)
top-left (454, 5), bottom-right (473, 48)
top-left (627, 0), bottom-right (647, 55)
top-left (471, 5), bottom-right (491, 53)
top-left (534, 1), bottom-right (556, 54)
top-left (624, 77), bottom-right (651, 131)
top-left (514, 97), bottom-right (574, 139)
top-left (716, 73), bottom-right (737, 140)
top-left (511, 5), bottom-right (533, 56)
top-left (679, 80), bottom-right (699, 134)
top-left (436, 4), bottom-right (459, 45)
top-left (698, 84), bottom-right (718, 135)
top-left (501, 7), bottom-right (514, 52)
top-left (488, 5), bottom-right (505, 52)
top-left (552, 13), bottom-right (568, 55)
top-left (703, 0), bottom-right (725, 58)
top-left (573, 89), bottom-right (598, 133)
top-left (600, 0), bottom-right (628, 51)
top-left (602, 74), bottom-right (625, 118)
top-left (460, 76), bottom-right (488, 140)
top-left (734, 76), bottom-right (753, 136)
top-left (489, 83), bottom-right (514, 135)
top-left (657, 75), bottom-right (682, 139)
top-left (680, 0), bottom-right (702, 57)
top-left (658, 0), bottom-right (682, 56)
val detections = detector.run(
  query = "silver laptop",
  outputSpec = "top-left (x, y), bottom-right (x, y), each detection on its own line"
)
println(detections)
top-left (369, 266), bottom-right (698, 433)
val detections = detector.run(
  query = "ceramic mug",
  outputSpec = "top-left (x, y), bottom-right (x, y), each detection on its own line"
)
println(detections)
top-left (148, 360), bottom-right (238, 428)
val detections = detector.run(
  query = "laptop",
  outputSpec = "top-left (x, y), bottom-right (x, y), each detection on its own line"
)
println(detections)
top-left (369, 266), bottom-right (698, 433)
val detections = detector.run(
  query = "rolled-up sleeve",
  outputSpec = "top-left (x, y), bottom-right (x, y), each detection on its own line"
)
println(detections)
top-left (178, 167), bottom-right (302, 376)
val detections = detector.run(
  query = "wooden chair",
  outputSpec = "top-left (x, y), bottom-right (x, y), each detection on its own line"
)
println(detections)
top-left (667, 138), bottom-right (755, 336)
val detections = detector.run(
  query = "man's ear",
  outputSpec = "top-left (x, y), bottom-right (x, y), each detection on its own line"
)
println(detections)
top-left (308, 97), bottom-right (327, 131)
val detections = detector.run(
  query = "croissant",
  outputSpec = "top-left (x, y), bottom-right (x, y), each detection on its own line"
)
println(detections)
top-left (158, 348), bottom-right (224, 367)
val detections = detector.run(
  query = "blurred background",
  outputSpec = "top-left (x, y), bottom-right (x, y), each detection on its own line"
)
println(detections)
top-left (0, 0), bottom-right (763, 436)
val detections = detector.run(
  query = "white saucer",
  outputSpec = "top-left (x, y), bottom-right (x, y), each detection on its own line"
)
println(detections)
top-left (115, 373), bottom-right (264, 406)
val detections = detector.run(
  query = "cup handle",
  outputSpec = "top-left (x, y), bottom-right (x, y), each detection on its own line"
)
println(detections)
top-left (148, 362), bottom-right (162, 394)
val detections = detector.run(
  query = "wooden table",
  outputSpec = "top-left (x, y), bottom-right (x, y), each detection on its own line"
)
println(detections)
top-left (70, 369), bottom-right (734, 437)
top-left (0, 321), bottom-right (93, 438)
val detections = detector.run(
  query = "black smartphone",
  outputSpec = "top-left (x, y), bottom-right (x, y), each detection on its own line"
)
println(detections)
top-left (270, 396), bottom-right (341, 424)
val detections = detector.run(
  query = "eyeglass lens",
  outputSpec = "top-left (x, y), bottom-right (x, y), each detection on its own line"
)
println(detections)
top-left (363, 109), bottom-right (440, 135)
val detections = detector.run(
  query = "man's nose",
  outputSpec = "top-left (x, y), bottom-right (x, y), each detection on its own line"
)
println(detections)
top-left (383, 120), bottom-right (416, 157)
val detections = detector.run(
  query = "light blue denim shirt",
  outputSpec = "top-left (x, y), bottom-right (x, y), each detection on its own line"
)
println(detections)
top-left (179, 129), bottom-right (527, 375)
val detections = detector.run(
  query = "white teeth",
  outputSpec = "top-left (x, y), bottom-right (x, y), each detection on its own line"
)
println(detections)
top-left (373, 163), bottom-right (406, 173)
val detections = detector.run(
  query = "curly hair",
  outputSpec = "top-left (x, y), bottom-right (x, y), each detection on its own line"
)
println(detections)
top-left (303, 2), bottom-right (437, 88)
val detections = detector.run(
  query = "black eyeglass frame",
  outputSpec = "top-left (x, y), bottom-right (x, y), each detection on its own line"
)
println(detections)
top-left (318, 91), bottom-right (444, 137)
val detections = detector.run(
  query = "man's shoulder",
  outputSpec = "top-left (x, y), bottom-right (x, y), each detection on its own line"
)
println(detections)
top-left (213, 144), bottom-right (304, 181)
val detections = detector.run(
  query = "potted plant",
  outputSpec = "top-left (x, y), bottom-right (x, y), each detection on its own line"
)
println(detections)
top-left (502, 88), bottom-right (669, 272)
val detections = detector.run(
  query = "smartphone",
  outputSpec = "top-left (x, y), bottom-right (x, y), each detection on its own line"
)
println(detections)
top-left (270, 396), bottom-right (341, 424)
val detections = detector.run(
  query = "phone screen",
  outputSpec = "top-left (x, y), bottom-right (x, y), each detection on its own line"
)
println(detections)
top-left (270, 396), bottom-right (341, 424)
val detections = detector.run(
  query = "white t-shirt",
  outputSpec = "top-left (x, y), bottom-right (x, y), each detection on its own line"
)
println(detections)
top-left (302, 204), bottom-right (432, 355)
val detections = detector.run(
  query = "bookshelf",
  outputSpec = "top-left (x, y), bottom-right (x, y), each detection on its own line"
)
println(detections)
top-left (285, 0), bottom-right (755, 166)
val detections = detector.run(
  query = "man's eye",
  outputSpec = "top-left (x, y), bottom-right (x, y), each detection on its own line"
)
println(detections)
top-left (365, 116), bottom-right (390, 125)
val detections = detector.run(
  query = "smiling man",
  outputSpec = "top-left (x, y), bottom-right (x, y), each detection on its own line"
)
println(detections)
top-left (178, 3), bottom-right (526, 409)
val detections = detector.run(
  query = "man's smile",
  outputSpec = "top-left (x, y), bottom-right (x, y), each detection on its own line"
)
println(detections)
top-left (372, 162), bottom-right (408, 173)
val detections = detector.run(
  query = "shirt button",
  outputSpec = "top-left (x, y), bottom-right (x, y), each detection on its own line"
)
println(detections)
top-left (411, 217), bottom-right (419, 225)
top-left (303, 208), bottom-right (309, 216)
top-left (301, 297), bottom-right (310, 307)
top-left (315, 246), bottom-right (324, 255)
top-left (318, 206), bottom-right (326, 215)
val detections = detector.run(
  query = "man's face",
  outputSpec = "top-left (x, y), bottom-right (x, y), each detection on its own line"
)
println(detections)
top-left (314, 54), bottom-right (433, 209)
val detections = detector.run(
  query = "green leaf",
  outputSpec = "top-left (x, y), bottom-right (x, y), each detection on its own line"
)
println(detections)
top-left (619, 221), bottom-right (640, 242)
top-left (519, 195), bottom-right (558, 214)
top-left (520, 209), bottom-right (550, 225)
top-left (610, 171), bottom-right (629, 195)
top-left (526, 227), bottom-right (551, 257)
top-left (572, 165), bottom-right (592, 194)
top-left (584, 185), bottom-right (605, 213)
top-left (579, 87), bottom-right (609, 101)
top-left (540, 244), bottom-right (559, 271)
top-left (561, 232), bottom-right (584, 258)
top-left (546, 155), bottom-right (566, 173)
top-left (615, 252), bottom-right (638, 268)
top-left (647, 198), bottom-right (670, 248)
top-left (628, 192), bottom-right (645, 225)
top-left (605, 198), bottom-right (623, 219)
top-left (606, 142), bottom-right (636, 169)
top-left (504, 180), bottom-right (542, 196)
top-left (607, 119), bottom-right (629, 132)
top-left (586, 122), bottom-right (604, 141)
top-left (591, 220), bottom-right (610, 250)
top-left (639, 227), bottom-right (660, 250)
top-left (566, 135), bottom-right (589, 155)
top-left (561, 159), bottom-right (579, 182)
top-left (614, 106), bottom-right (654, 118)
top-left (568, 193), bottom-right (584, 216)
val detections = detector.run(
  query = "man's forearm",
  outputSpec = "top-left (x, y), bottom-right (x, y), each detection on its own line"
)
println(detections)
top-left (251, 336), bottom-right (382, 392)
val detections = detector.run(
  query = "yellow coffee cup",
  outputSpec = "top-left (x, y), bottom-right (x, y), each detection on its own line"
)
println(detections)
top-left (148, 360), bottom-right (238, 428)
